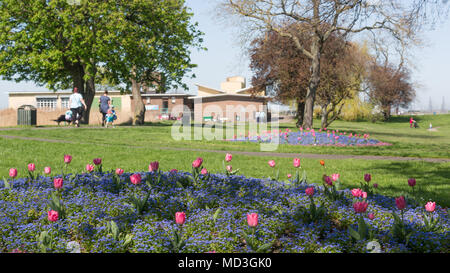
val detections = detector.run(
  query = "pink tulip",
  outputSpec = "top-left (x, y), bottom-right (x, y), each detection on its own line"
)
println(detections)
top-left (226, 165), bottom-right (233, 173)
top-left (351, 188), bottom-right (363, 198)
top-left (293, 158), bottom-right (301, 168)
top-left (86, 164), bottom-right (94, 172)
top-left (48, 210), bottom-right (59, 222)
top-left (175, 212), bottom-right (186, 225)
top-left (331, 173), bottom-right (340, 181)
top-left (225, 153), bottom-right (233, 162)
top-left (28, 163), bottom-right (36, 172)
top-left (408, 178), bottom-right (416, 187)
top-left (425, 202), bottom-right (436, 212)
top-left (362, 192), bottom-right (368, 199)
top-left (368, 213), bottom-right (375, 220)
top-left (192, 157), bottom-right (203, 169)
top-left (130, 173), bottom-right (142, 185)
top-left (353, 201), bottom-right (368, 213)
top-left (395, 196), bottom-right (406, 210)
top-left (44, 167), bottom-right (51, 175)
top-left (53, 178), bottom-right (63, 189)
top-left (149, 161), bottom-right (159, 172)
top-left (9, 168), bottom-right (18, 178)
top-left (115, 168), bottom-right (124, 175)
top-left (287, 173), bottom-right (292, 179)
top-left (64, 155), bottom-right (72, 164)
top-left (305, 187), bottom-right (314, 197)
top-left (247, 213), bottom-right (258, 227)
top-left (268, 160), bottom-right (276, 168)
top-left (201, 168), bottom-right (208, 175)
top-left (93, 158), bottom-right (102, 166)
top-left (170, 169), bottom-right (178, 173)
top-left (364, 174), bottom-right (371, 183)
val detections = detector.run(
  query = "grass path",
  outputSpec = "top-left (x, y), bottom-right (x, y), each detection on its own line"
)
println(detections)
top-left (2, 133), bottom-right (450, 163)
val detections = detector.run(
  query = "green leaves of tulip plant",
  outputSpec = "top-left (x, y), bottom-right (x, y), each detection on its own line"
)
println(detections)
top-left (48, 191), bottom-right (66, 220)
top-left (106, 220), bottom-right (133, 250)
top-left (423, 212), bottom-right (440, 232)
top-left (295, 196), bottom-right (327, 224)
top-left (36, 231), bottom-right (55, 253)
top-left (169, 228), bottom-right (187, 253)
top-left (348, 215), bottom-right (375, 242)
top-left (242, 229), bottom-right (274, 253)
top-left (2, 177), bottom-right (11, 190)
top-left (391, 212), bottom-right (413, 245)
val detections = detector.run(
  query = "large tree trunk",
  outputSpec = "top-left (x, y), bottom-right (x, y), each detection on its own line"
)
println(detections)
top-left (296, 101), bottom-right (305, 127)
top-left (83, 76), bottom-right (96, 124)
top-left (302, 39), bottom-right (321, 129)
top-left (131, 69), bottom-right (145, 125)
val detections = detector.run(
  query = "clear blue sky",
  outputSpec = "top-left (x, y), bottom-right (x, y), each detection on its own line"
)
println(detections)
top-left (0, 0), bottom-right (449, 111)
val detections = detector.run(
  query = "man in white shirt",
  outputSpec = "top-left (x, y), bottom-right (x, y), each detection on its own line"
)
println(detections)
top-left (69, 87), bottom-right (87, 127)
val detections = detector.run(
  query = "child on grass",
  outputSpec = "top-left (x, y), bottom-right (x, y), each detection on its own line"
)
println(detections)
top-left (105, 106), bottom-right (117, 128)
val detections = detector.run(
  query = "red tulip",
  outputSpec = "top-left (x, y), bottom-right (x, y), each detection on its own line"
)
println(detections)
top-left (364, 174), bottom-right (371, 183)
top-left (293, 158), bottom-right (301, 168)
top-left (305, 187), bottom-right (314, 197)
top-left (130, 173), bottom-right (142, 185)
top-left (395, 196), bottom-right (406, 210)
top-left (408, 178), bottom-right (416, 187)
top-left (48, 210), bottom-right (59, 222)
top-left (175, 212), bottom-right (186, 225)
top-left (353, 201), bottom-right (368, 213)
top-left (64, 155), bottom-right (72, 164)
top-left (351, 188), bottom-right (363, 198)
top-left (9, 168), bottom-right (18, 178)
top-left (53, 178), bottom-right (63, 189)
top-left (149, 161), bottom-right (159, 172)
top-left (320, 160), bottom-right (325, 166)
top-left (192, 157), bottom-right (203, 169)
top-left (247, 213), bottom-right (258, 227)
top-left (368, 213), bottom-right (375, 220)
top-left (170, 169), bottom-right (178, 173)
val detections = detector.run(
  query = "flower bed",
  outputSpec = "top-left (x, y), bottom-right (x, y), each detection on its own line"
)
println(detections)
top-left (1, 157), bottom-right (448, 253)
top-left (227, 128), bottom-right (391, 147)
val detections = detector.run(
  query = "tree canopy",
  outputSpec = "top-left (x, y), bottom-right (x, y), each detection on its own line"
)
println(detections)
top-left (0, 0), bottom-right (204, 123)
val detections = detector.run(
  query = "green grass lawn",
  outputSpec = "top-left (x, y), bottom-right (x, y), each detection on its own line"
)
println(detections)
top-left (0, 114), bottom-right (449, 206)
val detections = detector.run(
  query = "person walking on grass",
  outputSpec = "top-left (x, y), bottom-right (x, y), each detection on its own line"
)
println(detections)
top-left (69, 87), bottom-right (87, 127)
top-left (99, 90), bottom-right (111, 127)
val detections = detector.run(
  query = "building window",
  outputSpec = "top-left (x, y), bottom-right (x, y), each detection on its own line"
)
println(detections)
top-left (61, 98), bottom-right (70, 109)
top-left (36, 98), bottom-right (57, 110)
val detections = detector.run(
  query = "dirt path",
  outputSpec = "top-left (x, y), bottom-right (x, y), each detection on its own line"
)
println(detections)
top-left (1, 134), bottom-right (449, 163)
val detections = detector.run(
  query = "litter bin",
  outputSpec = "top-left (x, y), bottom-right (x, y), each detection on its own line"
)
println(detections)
top-left (17, 105), bottom-right (37, 126)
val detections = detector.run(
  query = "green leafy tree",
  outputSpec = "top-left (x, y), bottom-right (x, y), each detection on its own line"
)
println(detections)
top-left (0, 0), bottom-right (204, 124)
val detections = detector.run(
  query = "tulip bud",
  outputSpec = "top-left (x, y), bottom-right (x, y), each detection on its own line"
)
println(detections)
top-left (175, 212), bottom-right (186, 225)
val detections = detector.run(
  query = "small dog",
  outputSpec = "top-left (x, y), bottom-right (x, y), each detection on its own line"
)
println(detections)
top-left (54, 110), bottom-right (73, 126)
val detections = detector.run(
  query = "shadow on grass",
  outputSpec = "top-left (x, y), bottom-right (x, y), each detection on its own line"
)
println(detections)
top-left (368, 161), bottom-right (450, 206)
